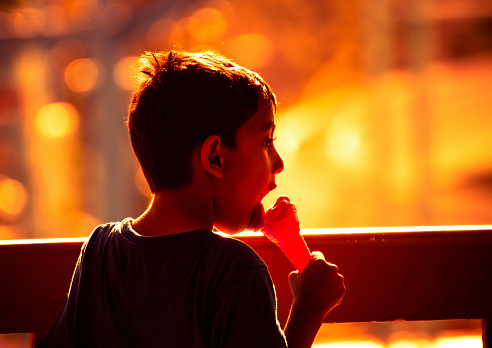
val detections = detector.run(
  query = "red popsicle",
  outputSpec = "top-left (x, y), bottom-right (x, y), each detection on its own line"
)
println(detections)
top-left (260, 196), bottom-right (311, 272)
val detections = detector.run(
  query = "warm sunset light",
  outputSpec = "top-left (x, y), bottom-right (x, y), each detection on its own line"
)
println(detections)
top-left (226, 33), bottom-right (274, 69)
top-left (387, 340), bottom-right (426, 348)
top-left (186, 8), bottom-right (227, 43)
top-left (66, 211), bottom-right (101, 238)
top-left (301, 224), bottom-right (492, 235)
top-left (0, 176), bottom-right (27, 217)
top-left (0, 225), bottom-right (16, 240)
top-left (1, 0), bottom-right (491, 346)
top-left (134, 167), bottom-right (151, 197)
top-left (433, 335), bottom-right (482, 348)
top-left (146, 19), bottom-right (174, 48)
top-left (64, 58), bottom-right (101, 92)
top-left (114, 56), bottom-right (140, 90)
top-left (314, 341), bottom-right (383, 348)
top-left (327, 127), bottom-right (362, 167)
top-left (312, 335), bottom-right (482, 348)
top-left (324, 91), bottom-right (367, 168)
top-left (7, 8), bottom-right (45, 39)
top-left (35, 102), bottom-right (79, 138)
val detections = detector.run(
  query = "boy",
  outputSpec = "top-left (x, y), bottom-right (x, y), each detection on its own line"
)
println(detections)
top-left (40, 50), bottom-right (345, 348)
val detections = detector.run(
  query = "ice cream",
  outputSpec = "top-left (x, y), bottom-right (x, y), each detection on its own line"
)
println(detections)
top-left (260, 196), bottom-right (311, 272)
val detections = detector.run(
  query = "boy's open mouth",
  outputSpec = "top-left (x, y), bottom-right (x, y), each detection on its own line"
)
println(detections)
top-left (247, 183), bottom-right (277, 231)
top-left (247, 203), bottom-right (265, 231)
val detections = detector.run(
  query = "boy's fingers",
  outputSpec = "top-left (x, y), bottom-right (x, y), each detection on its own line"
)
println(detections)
top-left (288, 270), bottom-right (300, 285)
top-left (289, 270), bottom-right (300, 280)
top-left (310, 251), bottom-right (325, 261)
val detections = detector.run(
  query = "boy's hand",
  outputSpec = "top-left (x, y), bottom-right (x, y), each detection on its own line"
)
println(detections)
top-left (288, 251), bottom-right (345, 319)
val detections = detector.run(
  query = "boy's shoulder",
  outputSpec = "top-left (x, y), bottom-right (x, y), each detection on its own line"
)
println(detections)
top-left (211, 233), bottom-right (266, 269)
top-left (81, 219), bottom-right (265, 271)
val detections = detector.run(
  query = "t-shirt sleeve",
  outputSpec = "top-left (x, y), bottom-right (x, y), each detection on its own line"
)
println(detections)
top-left (210, 266), bottom-right (288, 348)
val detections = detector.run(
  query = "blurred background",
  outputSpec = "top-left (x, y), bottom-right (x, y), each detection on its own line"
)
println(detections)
top-left (0, 0), bottom-right (491, 346)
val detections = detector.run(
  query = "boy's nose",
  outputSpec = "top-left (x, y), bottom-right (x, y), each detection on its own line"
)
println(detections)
top-left (273, 148), bottom-right (284, 175)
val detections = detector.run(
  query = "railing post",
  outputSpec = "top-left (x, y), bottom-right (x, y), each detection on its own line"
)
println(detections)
top-left (483, 319), bottom-right (490, 348)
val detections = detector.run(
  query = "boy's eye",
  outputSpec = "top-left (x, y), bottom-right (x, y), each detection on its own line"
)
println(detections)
top-left (264, 137), bottom-right (277, 148)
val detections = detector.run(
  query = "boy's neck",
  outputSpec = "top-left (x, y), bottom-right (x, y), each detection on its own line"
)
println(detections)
top-left (132, 184), bottom-right (214, 237)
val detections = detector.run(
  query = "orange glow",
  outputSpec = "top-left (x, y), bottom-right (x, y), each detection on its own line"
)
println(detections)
top-left (99, 3), bottom-right (132, 34)
top-left (134, 168), bottom-right (151, 197)
top-left (1, 1), bottom-right (490, 347)
top-left (66, 0), bottom-right (99, 30)
top-left (114, 56), bottom-right (140, 90)
top-left (43, 5), bottom-right (70, 36)
top-left (312, 335), bottom-right (482, 348)
top-left (186, 8), bottom-right (227, 43)
top-left (433, 335), bottom-right (482, 348)
top-left (0, 226), bottom-right (16, 240)
top-left (327, 127), bottom-right (361, 167)
top-left (226, 33), bottom-right (274, 69)
top-left (313, 341), bottom-right (383, 348)
top-left (169, 20), bottom-right (187, 47)
top-left (387, 340), bottom-right (422, 348)
top-left (147, 19), bottom-right (174, 48)
top-left (66, 211), bottom-right (102, 238)
top-left (64, 58), bottom-right (101, 92)
top-left (36, 102), bottom-right (79, 138)
top-left (275, 87), bottom-right (352, 162)
top-left (0, 176), bottom-right (27, 217)
top-left (0, 237), bottom-right (86, 245)
top-left (324, 90), bottom-right (368, 169)
top-left (237, 225), bottom-right (492, 237)
top-left (302, 224), bottom-right (492, 235)
top-left (7, 8), bottom-right (45, 38)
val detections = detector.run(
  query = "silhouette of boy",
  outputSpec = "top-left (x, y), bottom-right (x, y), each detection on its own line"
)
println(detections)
top-left (40, 50), bottom-right (345, 348)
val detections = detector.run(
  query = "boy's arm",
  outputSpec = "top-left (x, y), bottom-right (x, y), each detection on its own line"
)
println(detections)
top-left (283, 252), bottom-right (345, 348)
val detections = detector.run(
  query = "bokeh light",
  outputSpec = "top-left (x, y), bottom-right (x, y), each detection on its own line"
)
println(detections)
top-left (7, 8), bottom-right (45, 38)
top-left (388, 340), bottom-right (425, 348)
top-left (43, 5), bottom-right (70, 36)
top-left (65, 0), bottom-right (99, 30)
top-left (225, 33), bottom-right (274, 69)
top-left (186, 8), bottom-right (227, 43)
top-left (326, 116), bottom-right (364, 169)
top-left (0, 0), bottom-right (490, 346)
top-left (64, 58), bottom-right (101, 92)
top-left (433, 335), bottom-right (482, 348)
top-left (169, 20), bottom-right (187, 47)
top-left (0, 176), bottom-right (28, 217)
top-left (147, 19), bottom-right (174, 48)
top-left (49, 39), bottom-right (86, 70)
top-left (99, 3), bottom-right (132, 34)
top-left (114, 56), bottom-right (140, 90)
top-left (65, 211), bottom-right (102, 238)
top-left (35, 102), bottom-right (79, 138)
top-left (135, 168), bottom-right (151, 198)
top-left (0, 225), bottom-right (16, 240)
top-left (313, 341), bottom-right (383, 348)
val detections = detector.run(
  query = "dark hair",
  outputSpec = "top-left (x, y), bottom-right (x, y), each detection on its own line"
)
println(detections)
top-left (127, 50), bottom-right (277, 192)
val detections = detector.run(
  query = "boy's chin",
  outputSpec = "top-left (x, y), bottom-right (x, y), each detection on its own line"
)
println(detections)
top-left (214, 221), bottom-right (248, 235)
top-left (247, 203), bottom-right (265, 232)
top-left (213, 204), bottom-right (265, 234)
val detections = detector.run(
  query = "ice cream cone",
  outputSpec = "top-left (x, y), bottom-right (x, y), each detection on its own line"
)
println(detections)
top-left (261, 196), bottom-right (311, 272)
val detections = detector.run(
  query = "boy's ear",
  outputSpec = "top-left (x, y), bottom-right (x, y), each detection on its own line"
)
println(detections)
top-left (201, 135), bottom-right (224, 178)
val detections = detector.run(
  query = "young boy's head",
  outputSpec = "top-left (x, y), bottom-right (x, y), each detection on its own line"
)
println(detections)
top-left (127, 50), bottom-right (277, 193)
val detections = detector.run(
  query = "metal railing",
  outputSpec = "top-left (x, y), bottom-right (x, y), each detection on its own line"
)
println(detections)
top-left (1, 225), bottom-right (491, 347)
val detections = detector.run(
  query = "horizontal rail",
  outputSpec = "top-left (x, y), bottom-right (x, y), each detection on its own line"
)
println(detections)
top-left (1, 225), bottom-right (492, 334)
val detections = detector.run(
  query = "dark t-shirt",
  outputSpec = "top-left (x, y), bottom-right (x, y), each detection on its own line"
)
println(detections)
top-left (39, 218), bottom-right (287, 347)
